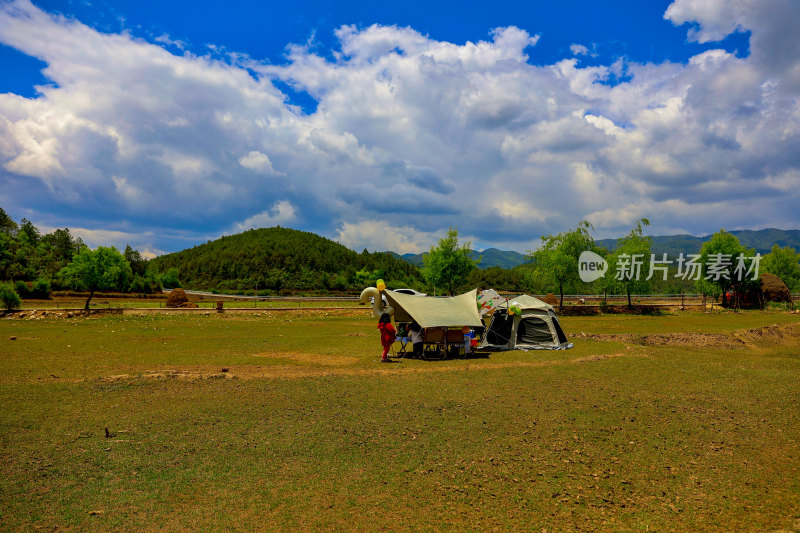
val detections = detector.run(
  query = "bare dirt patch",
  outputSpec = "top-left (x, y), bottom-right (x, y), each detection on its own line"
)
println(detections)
top-left (636, 332), bottom-right (747, 349)
top-left (103, 369), bottom-right (232, 381)
top-left (574, 350), bottom-right (642, 363)
top-left (738, 322), bottom-right (800, 341)
top-left (576, 322), bottom-right (800, 350)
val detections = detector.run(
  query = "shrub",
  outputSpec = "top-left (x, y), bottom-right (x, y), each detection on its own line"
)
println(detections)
top-left (31, 278), bottom-right (51, 299)
top-left (765, 301), bottom-right (792, 312)
top-left (129, 275), bottom-right (160, 294)
top-left (14, 280), bottom-right (31, 298)
top-left (159, 268), bottom-right (181, 289)
top-left (0, 282), bottom-right (21, 310)
top-left (128, 275), bottom-right (147, 294)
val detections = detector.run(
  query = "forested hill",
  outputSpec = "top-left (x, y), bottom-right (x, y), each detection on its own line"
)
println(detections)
top-left (147, 227), bottom-right (421, 293)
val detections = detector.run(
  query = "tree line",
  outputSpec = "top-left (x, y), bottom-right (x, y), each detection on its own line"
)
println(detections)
top-left (0, 207), bottom-right (175, 310)
top-left (422, 221), bottom-right (800, 304)
top-left (524, 219), bottom-right (800, 305)
top-left (2, 205), bottom-right (798, 310)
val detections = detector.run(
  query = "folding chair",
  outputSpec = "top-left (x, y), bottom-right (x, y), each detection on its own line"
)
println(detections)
top-left (445, 328), bottom-right (468, 358)
top-left (422, 327), bottom-right (447, 360)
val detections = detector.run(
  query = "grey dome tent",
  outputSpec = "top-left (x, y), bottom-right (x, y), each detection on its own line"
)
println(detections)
top-left (480, 294), bottom-right (573, 350)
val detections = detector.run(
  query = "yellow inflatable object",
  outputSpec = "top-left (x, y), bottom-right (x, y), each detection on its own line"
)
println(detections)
top-left (359, 287), bottom-right (395, 319)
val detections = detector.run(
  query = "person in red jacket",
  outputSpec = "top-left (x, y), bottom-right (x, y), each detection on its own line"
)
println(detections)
top-left (377, 312), bottom-right (396, 363)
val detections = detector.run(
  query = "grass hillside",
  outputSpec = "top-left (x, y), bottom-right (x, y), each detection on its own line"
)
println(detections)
top-left (148, 227), bottom-right (421, 293)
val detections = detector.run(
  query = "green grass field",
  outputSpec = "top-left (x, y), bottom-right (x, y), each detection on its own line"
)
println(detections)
top-left (2, 309), bottom-right (799, 531)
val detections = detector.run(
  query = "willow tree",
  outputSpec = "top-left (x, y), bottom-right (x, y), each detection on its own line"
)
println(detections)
top-left (607, 218), bottom-right (654, 308)
top-left (528, 220), bottom-right (596, 307)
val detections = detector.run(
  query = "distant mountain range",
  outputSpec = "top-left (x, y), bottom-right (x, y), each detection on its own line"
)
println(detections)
top-left (393, 248), bottom-right (527, 270)
top-left (392, 228), bottom-right (800, 270)
top-left (596, 228), bottom-right (800, 258)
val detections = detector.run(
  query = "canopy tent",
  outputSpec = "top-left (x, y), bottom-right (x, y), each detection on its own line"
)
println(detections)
top-left (383, 289), bottom-right (483, 328)
top-left (480, 294), bottom-right (573, 350)
top-left (477, 288), bottom-right (506, 316)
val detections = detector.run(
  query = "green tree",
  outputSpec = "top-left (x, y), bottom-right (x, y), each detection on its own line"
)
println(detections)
top-left (124, 245), bottom-right (147, 277)
top-left (354, 268), bottom-right (383, 288)
top-left (527, 220), bottom-right (595, 307)
top-left (761, 244), bottom-right (800, 291)
top-left (0, 281), bottom-right (21, 310)
top-left (0, 207), bottom-right (18, 235)
top-left (607, 218), bottom-right (653, 308)
top-left (0, 231), bottom-right (14, 281)
top-left (18, 218), bottom-right (40, 245)
top-left (697, 230), bottom-right (748, 307)
top-left (40, 228), bottom-right (85, 276)
top-left (58, 247), bottom-right (133, 310)
top-left (422, 227), bottom-right (476, 296)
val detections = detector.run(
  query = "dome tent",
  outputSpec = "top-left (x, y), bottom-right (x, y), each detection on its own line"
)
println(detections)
top-left (480, 294), bottom-right (573, 350)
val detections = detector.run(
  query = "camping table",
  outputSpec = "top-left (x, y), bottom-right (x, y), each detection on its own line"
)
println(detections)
top-left (395, 336), bottom-right (410, 358)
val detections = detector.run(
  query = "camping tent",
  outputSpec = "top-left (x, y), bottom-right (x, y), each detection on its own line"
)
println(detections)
top-left (383, 289), bottom-right (483, 328)
top-left (480, 294), bottom-right (573, 350)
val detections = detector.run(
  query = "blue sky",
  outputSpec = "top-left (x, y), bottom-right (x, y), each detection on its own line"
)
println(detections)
top-left (0, 0), bottom-right (797, 256)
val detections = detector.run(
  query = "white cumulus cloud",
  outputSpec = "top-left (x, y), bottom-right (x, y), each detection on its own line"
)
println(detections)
top-left (0, 0), bottom-right (799, 254)
top-left (238, 151), bottom-right (281, 174)
top-left (232, 200), bottom-right (298, 232)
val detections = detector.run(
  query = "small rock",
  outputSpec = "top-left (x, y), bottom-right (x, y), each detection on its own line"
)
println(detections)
top-left (9, 336), bottom-right (16, 340)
